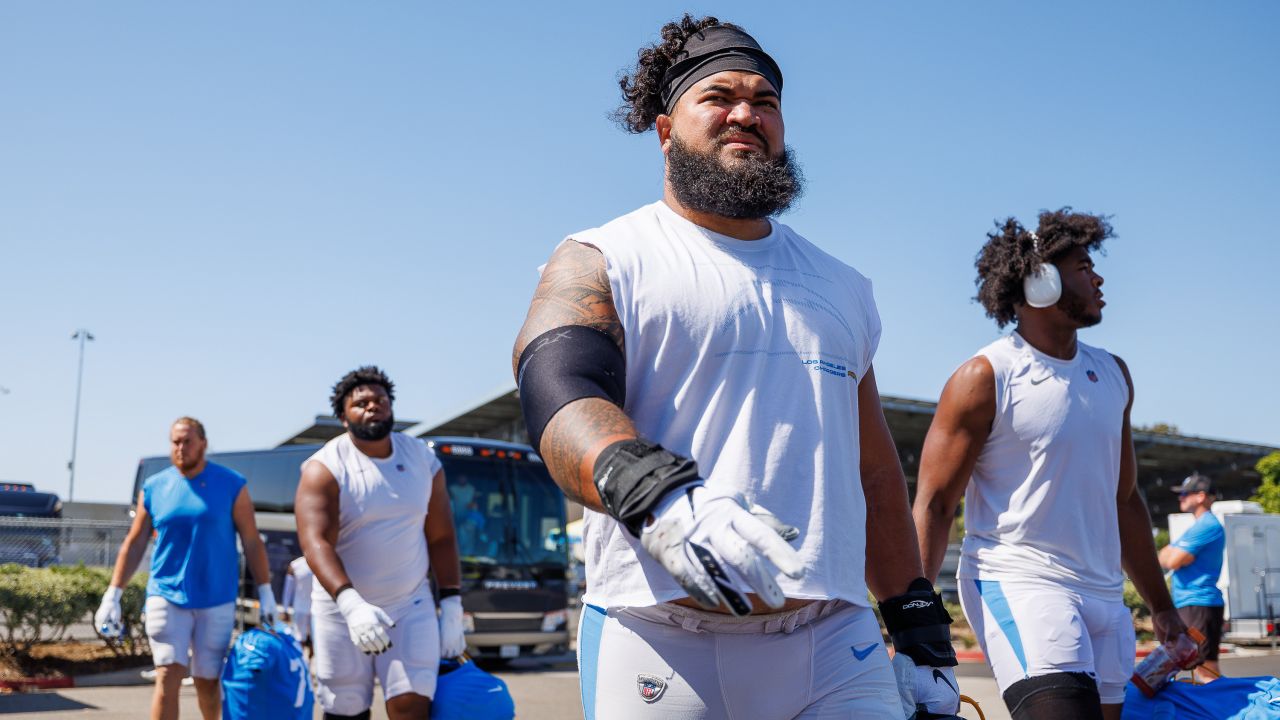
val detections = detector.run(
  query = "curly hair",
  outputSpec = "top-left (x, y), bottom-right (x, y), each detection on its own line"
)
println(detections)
top-left (975, 207), bottom-right (1114, 327)
top-left (330, 365), bottom-right (395, 418)
top-left (614, 14), bottom-right (743, 133)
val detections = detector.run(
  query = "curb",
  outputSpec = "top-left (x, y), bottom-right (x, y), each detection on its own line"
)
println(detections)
top-left (0, 677), bottom-right (75, 692)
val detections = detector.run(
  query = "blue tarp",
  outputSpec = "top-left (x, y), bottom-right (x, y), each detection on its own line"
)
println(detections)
top-left (1122, 677), bottom-right (1280, 720)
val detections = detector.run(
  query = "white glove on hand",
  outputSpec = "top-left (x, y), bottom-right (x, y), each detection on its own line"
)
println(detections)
top-left (335, 588), bottom-right (394, 654)
top-left (438, 595), bottom-right (467, 658)
top-left (892, 653), bottom-right (961, 718)
top-left (95, 586), bottom-right (124, 639)
top-left (257, 584), bottom-right (280, 629)
top-left (640, 484), bottom-right (804, 615)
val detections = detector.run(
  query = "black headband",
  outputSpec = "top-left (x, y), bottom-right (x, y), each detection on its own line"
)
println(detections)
top-left (659, 25), bottom-right (783, 115)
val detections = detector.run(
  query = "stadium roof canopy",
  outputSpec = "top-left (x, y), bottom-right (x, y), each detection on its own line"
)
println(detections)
top-left (397, 386), bottom-right (1278, 525)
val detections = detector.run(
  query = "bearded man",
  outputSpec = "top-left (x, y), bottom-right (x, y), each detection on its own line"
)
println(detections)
top-left (294, 366), bottom-right (467, 720)
top-left (511, 15), bottom-right (960, 719)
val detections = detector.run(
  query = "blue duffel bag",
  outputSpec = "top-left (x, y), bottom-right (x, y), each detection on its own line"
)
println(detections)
top-left (221, 626), bottom-right (313, 720)
top-left (430, 658), bottom-right (515, 720)
top-left (1121, 676), bottom-right (1280, 719)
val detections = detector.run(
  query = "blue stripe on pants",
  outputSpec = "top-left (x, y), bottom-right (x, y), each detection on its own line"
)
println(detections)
top-left (578, 604), bottom-right (606, 720)
top-left (975, 579), bottom-right (1029, 675)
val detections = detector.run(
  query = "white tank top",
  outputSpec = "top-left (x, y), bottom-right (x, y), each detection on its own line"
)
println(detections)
top-left (305, 432), bottom-right (442, 608)
top-left (572, 201), bottom-right (882, 608)
top-left (957, 332), bottom-right (1129, 596)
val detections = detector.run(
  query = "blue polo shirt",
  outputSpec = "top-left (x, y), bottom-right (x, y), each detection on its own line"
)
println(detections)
top-left (143, 462), bottom-right (246, 608)
top-left (1171, 511), bottom-right (1225, 608)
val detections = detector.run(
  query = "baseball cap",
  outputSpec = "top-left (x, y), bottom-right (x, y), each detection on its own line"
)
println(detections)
top-left (1171, 473), bottom-right (1213, 494)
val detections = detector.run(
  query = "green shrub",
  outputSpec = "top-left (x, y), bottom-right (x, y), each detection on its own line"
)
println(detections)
top-left (0, 564), bottom-right (148, 658)
top-left (1123, 577), bottom-right (1150, 619)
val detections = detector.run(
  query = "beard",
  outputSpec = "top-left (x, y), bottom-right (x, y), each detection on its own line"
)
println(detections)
top-left (1058, 287), bottom-right (1102, 328)
top-left (174, 453), bottom-right (204, 473)
top-left (666, 132), bottom-right (804, 220)
top-left (349, 414), bottom-right (395, 441)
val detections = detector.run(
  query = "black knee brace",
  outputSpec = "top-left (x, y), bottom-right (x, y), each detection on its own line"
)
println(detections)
top-left (1004, 672), bottom-right (1103, 720)
top-left (322, 711), bottom-right (370, 720)
top-left (517, 325), bottom-right (626, 451)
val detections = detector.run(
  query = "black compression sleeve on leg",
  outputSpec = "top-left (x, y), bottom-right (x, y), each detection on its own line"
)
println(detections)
top-left (877, 577), bottom-right (957, 667)
top-left (516, 325), bottom-right (626, 451)
top-left (593, 439), bottom-right (700, 536)
top-left (323, 711), bottom-right (371, 720)
top-left (1004, 672), bottom-right (1103, 720)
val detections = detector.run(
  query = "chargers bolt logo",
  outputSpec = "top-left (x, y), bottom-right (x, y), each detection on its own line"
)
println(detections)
top-left (637, 674), bottom-right (667, 703)
top-left (1086, 370), bottom-right (1099, 383)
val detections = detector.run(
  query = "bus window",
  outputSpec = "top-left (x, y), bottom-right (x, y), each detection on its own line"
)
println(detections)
top-left (441, 455), bottom-right (568, 568)
top-left (510, 462), bottom-right (568, 567)
top-left (240, 450), bottom-right (310, 513)
top-left (444, 457), bottom-right (507, 565)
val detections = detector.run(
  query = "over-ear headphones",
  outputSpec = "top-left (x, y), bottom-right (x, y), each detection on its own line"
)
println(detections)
top-left (1022, 232), bottom-right (1061, 308)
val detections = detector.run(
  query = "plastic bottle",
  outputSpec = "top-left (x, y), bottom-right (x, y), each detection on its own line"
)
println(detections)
top-left (1131, 626), bottom-right (1207, 698)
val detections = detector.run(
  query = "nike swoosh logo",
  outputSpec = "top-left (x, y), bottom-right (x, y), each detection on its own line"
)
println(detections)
top-left (851, 643), bottom-right (879, 661)
top-left (933, 668), bottom-right (956, 693)
top-left (1030, 376), bottom-right (1050, 385)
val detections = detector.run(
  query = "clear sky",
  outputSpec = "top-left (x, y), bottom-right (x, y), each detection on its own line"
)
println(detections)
top-left (2, 2), bottom-right (1276, 504)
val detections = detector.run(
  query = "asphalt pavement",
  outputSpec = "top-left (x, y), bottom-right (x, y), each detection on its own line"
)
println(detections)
top-left (1, 654), bottom-right (1278, 719)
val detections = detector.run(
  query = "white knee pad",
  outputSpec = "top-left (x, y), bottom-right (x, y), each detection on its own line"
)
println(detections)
top-left (145, 595), bottom-right (192, 670)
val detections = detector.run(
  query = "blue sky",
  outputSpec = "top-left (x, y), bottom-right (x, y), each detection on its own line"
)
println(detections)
top-left (2, 2), bottom-right (1276, 503)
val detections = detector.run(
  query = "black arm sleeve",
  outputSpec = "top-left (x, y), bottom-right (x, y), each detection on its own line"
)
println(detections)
top-left (516, 325), bottom-right (625, 452)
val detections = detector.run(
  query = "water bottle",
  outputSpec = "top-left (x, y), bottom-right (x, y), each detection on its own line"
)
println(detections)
top-left (1131, 626), bottom-right (1206, 698)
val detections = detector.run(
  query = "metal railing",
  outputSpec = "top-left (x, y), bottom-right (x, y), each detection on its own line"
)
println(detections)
top-left (0, 517), bottom-right (146, 568)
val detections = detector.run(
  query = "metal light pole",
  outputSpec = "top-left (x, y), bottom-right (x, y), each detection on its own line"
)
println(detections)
top-left (69, 329), bottom-right (95, 502)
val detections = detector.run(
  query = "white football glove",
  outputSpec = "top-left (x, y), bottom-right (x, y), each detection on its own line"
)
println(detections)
top-left (892, 653), bottom-right (961, 718)
top-left (256, 584), bottom-right (280, 629)
top-left (335, 588), bottom-right (394, 654)
top-left (640, 484), bottom-right (804, 615)
top-left (94, 586), bottom-right (124, 639)
top-left (438, 595), bottom-right (467, 658)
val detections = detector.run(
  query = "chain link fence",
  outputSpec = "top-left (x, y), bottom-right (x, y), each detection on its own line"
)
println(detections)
top-left (0, 517), bottom-right (148, 569)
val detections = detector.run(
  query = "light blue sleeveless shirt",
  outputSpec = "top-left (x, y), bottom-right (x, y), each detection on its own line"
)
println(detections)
top-left (144, 462), bottom-right (246, 608)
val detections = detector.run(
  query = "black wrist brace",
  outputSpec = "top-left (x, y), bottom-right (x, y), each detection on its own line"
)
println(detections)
top-left (878, 577), bottom-right (957, 667)
top-left (592, 438), bottom-right (700, 536)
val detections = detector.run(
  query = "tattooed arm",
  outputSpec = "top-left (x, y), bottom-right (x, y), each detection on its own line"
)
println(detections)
top-left (512, 240), bottom-right (637, 513)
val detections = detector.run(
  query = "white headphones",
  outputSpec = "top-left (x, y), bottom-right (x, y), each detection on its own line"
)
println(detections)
top-left (1022, 232), bottom-right (1062, 308)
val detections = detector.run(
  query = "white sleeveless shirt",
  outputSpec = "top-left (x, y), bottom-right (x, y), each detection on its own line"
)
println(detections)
top-left (305, 432), bottom-right (442, 608)
top-left (957, 332), bottom-right (1129, 596)
top-left (572, 201), bottom-right (882, 608)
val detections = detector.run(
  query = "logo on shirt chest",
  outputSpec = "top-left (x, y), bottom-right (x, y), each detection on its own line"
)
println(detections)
top-left (802, 358), bottom-right (857, 382)
top-left (1086, 370), bottom-right (1099, 383)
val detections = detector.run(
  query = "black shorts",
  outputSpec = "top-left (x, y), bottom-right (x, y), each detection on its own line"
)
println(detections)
top-left (1177, 605), bottom-right (1224, 660)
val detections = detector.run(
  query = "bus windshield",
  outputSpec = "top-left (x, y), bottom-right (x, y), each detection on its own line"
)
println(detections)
top-left (443, 456), bottom-right (566, 568)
